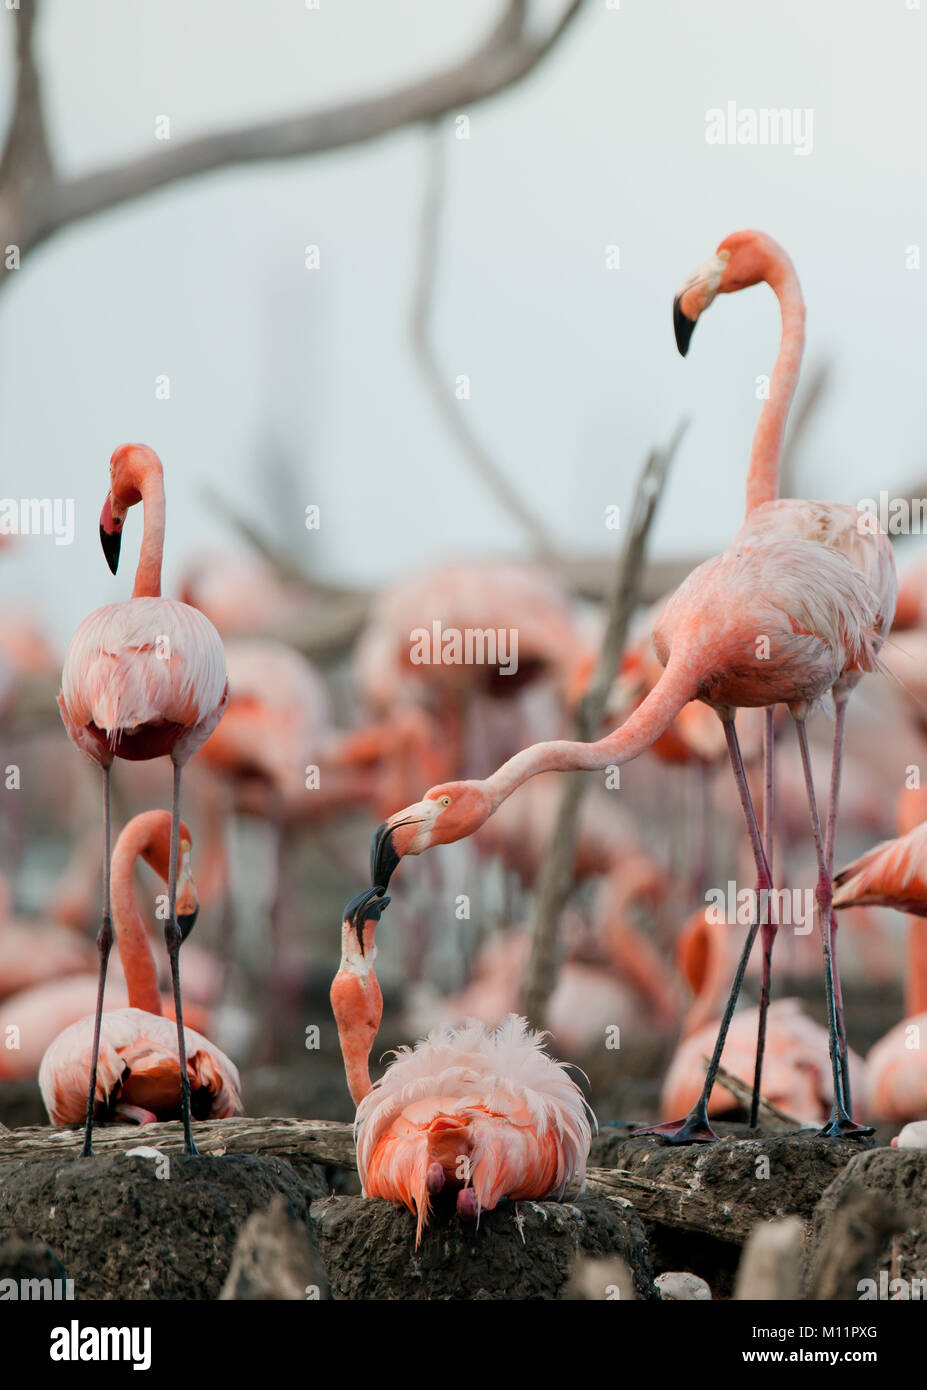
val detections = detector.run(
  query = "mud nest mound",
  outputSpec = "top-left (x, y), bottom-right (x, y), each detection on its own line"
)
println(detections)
top-left (311, 1191), bottom-right (654, 1300)
top-left (591, 1123), bottom-right (877, 1296)
top-left (806, 1147), bottom-right (927, 1295)
top-left (0, 1152), bottom-right (327, 1300)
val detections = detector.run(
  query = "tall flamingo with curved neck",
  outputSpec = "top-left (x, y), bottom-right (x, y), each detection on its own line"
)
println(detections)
top-left (39, 811), bottom-right (241, 1127)
top-left (371, 231), bottom-right (895, 1142)
top-left (58, 443), bottom-right (229, 1155)
top-left (331, 888), bottom-right (592, 1244)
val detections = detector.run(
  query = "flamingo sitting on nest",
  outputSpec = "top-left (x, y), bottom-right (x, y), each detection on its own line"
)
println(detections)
top-left (330, 887), bottom-right (593, 1244)
top-left (39, 811), bottom-right (241, 1128)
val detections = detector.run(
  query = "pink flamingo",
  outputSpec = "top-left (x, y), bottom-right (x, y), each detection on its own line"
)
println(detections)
top-left (371, 232), bottom-right (895, 1142)
top-left (58, 443), bottom-right (229, 1154)
top-left (659, 908), bottom-right (866, 1125)
top-left (331, 888), bottom-right (592, 1244)
top-left (39, 811), bottom-right (241, 1126)
top-left (833, 825), bottom-right (927, 1122)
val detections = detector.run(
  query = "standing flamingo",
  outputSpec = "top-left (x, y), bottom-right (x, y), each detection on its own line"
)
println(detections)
top-left (39, 811), bottom-right (241, 1126)
top-left (371, 233), bottom-right (895, 1143)
top-left (331, 887), bottom-right (593, 1244)
top-left (58, 444), bottom-right (228, 1154)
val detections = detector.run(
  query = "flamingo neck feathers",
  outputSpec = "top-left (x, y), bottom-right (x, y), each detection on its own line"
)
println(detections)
top-left (744, 247), bottom-right (805, 516)
top-left (484, 653), bottom-right (697, 807)
top-left (109, 821), bottom-right (164, 1016)
top-left (907, 916), bottom-right (927, 1018)
top-left (331, 918), bottom-right (382, 1107)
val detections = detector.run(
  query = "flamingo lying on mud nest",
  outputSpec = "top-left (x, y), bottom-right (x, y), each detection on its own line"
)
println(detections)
top-left (371, 231), bottom-right (895, 1143)
top-left (39, 811), bottom-right (242, 1128)
top-left (330, 887), bottom-right (593, 1244)
top-left (58, 444), bottom-right (229, 1154)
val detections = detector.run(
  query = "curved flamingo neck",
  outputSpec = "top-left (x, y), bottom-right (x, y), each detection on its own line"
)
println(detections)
top-left (110, 822), bottom-right (164, 1016)
top-left (132, 466), bottom-right (165, 599)
top-left (906, 916), bottom-right (927, 1018)
top-left (680, 912), bottom-right (731, 1035)
top-left (484, 653), bottom-right (697, 806)
top-left (744, 250), bottom-right (805, 515)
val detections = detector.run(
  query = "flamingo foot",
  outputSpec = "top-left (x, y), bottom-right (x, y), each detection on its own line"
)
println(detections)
top-left (457, 1188), bottom-right (479, 1222)
top-left (426, 1162), bottom-right (445, 1195)
top-left (632, 1111), bottom-right (720, 1144)
top-left (816, 1115), bottom-right (874, 1140)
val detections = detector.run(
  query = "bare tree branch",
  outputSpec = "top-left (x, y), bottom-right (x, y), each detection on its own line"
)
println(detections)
top-left (0, 0), bottom-right (53, 245)
top-left (410, 120), bottom-right (559, 558)
top-left (521, 420), bottom-right (688, 1029)
top-left (9, 1), bottom-right (583, 267)
top-left (779, 359), bottom-right (831, 500)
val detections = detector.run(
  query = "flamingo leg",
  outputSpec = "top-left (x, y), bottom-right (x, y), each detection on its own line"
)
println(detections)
top-left (824, 689), bottom-right (853, 1114)
top-left (793, 717), bottom-right (872, 1139)
top-left (749, 706), bottom-right (778, 1128)
top-left (80, 763), bottom-right (113, 1158)
top-left (634, 715), bottom-right (772, 1144)
top-left (165, 760), bottom-right (198, 1156)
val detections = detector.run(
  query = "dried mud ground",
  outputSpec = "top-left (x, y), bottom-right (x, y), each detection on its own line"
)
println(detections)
top-left (1, 984), bottom-right (923, 1300)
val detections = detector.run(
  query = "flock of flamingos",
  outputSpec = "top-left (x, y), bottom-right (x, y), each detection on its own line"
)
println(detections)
top-left (5, 227), bottom-right (927, 1251)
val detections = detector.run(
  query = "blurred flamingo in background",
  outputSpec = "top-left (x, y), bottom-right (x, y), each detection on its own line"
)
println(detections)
top-left (834, 821), bottom-right (927, 1124)
top-left (38, 811), bottom-right (241, 1126)
top-left (659, 908), bottom-right (867, 1125)
top-left (58, 443), bottom-right (229, 1154)
top-left (0, 872), bottom-right (97, 1001)
top-left (408, 855), bottom-right (677, 1053)
top-left (331, 887), bottom-right (592, 1244)
top-left (372, 232), bottom-right (895, 1143)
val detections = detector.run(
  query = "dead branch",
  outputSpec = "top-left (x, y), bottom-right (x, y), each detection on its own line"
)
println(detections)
top-left (585, 1162), bottom-right (753, 1244)
top-left (779, 359), bottom-right (830, 501)
top-left (0, 1115), bottom-right (356, 1168)
top-left (712, 1063), bottom-right (802, 1134)
top-left (410, 121), bottom-right (558, 558)
top-left (1, 1), bottom-right (583, 285)
top-left (521, 420), bottom-right (688, 1028)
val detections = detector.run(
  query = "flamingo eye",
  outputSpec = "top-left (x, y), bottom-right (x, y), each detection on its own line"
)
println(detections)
top-left (439, 796), bottom-right (451, 807)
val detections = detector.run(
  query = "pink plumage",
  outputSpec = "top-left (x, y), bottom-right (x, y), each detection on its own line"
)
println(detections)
top-left (355, 1014), bottom-right (594, 1244)
top-left (59, 597), bottom-right (227, 765)
top-left (39, 1007), bottom-right (241, 1126)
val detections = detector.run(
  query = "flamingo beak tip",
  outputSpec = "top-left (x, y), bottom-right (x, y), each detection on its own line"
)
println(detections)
top-left (673, 294), bottom-right (696, 357)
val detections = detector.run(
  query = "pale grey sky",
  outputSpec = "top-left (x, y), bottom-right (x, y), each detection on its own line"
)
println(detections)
top-left (1, 0), bottom-right (926, 645)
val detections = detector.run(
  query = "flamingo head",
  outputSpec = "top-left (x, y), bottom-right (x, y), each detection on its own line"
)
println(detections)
top-left (100, 443), bottom-right (163, 574)
top-left (138, 811), bottom-right (199, 941)
top-left (673, 230), bottom-right (779, 355)
top-left (370, 780), bottom-right (494, 888)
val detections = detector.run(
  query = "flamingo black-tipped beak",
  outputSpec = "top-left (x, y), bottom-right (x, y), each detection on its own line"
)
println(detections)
top-left (673, 295), bottom-right (697, 357)
top-left (371, 821), bottom-right (400, 890)
top-left (99, 497), bottom-right (123, 574)
top-left (343, 886), bottom-right (391, 951)
top-left (177, 907), bottom-right (198, 942)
